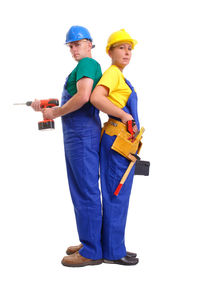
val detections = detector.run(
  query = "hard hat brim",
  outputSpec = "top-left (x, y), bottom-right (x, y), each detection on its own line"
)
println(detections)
top-left (106, 40), bottom-right (137, 53)
top-left (64, 39), bottom-right (95, 49)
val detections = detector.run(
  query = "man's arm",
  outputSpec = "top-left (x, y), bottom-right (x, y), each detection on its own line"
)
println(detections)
top-left (42, 77), bottom-right (94, 119)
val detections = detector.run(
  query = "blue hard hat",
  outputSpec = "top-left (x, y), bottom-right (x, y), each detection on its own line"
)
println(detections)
top-left (65, 25), bottom-right (93, 44)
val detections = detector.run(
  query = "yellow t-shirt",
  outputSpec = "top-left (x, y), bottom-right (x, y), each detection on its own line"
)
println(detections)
top-left (97, 65), bottom-right (132, 108)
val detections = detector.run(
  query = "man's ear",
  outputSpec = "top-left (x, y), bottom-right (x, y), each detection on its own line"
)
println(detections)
top-left (88, 41), bottom-right (93, 50)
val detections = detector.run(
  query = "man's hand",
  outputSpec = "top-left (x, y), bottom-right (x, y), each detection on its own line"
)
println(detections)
top-left (42, 107), bottom-right (60, 120)
top-left (31, 99), bottom-right (42, 111)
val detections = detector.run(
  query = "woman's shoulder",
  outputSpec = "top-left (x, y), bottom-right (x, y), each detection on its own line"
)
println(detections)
top-left (102, 65), bottom-right (121, 79)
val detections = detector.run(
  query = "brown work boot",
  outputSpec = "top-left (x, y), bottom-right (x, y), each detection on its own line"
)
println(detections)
top-left (66, 243), bottom-right (83, 255)
top-left (61, 251), bottom-right (103, 267)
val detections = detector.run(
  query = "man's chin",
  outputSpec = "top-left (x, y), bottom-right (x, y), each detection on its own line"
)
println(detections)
top-left (73, 55), bottom-right (82, 62)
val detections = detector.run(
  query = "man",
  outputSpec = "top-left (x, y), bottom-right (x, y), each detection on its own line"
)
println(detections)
top-left (32, 26), bottom-right (103, 267)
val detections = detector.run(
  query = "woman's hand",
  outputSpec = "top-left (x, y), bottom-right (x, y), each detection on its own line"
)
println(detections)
top-left (122, 113), bottom-right (138, 142)
top-left (121, 112), bottom-right (138, 131)
top-left (120, 112), bottom-right (133, 124)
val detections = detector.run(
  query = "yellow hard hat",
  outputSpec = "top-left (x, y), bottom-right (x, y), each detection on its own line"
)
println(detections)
top-left (106, 29), bottom-right (137, 53)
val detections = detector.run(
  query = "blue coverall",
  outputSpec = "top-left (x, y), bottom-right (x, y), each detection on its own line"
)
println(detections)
top-left (100, 79), bottom-right (140, 260)
top-left (61, 77), bottom-right (102, 260)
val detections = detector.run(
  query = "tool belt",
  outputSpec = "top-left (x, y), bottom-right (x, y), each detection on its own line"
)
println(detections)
top-left (101, 118), bottom-right (143, 162)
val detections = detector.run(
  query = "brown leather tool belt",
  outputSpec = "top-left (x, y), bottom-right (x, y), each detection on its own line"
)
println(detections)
top-left (101, 118), bottom-right (142, 161)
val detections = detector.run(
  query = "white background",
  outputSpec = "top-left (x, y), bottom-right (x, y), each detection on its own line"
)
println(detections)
top-left (1, 0), bottom-right (200, 299)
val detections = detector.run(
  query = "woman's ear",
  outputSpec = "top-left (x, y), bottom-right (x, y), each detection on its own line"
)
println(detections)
top-left (108, 49), bottom-right (112, 58)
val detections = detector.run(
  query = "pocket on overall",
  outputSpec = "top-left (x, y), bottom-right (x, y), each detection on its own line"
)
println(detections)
top-left (101, 132), bottom-right (130, 194)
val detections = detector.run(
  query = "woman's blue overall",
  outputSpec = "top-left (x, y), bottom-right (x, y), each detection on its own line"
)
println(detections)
top-left (100, 79), bottom-right (140, 260)
top-left (61, 77), bottom-right (102, 260)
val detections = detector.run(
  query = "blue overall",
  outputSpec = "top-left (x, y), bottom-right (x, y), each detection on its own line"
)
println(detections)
top-left (61, 77), bottom-right (102, 260)
top-left (100, 79), bottom-right (140, 260)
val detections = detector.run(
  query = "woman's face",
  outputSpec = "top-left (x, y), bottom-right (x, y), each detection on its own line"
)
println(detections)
top-left (109, 43), bottom-right (132, 70)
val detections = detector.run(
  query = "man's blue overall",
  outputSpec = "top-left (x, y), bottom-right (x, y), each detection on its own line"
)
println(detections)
top-left (100, 79), bottom-right (140, 260)
top-left (61, 77), bottom-right (102, 260)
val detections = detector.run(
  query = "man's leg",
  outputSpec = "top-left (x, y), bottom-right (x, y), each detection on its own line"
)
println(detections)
top-left (63, 133), bottom-right (102, 260)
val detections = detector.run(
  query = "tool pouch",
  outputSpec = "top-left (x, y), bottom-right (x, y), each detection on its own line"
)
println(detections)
top-left (135, 160), bottom-right (150, 176)
top-left (111, 132), bottom-right (142, 161)
top-left (103, 119), bottom-right (150, 177)
top-left (102, 119), bottom-right (143, 162)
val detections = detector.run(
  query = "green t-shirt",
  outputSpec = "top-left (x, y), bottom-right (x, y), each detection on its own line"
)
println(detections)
top-left (66, 57), bottom-right (102, 96)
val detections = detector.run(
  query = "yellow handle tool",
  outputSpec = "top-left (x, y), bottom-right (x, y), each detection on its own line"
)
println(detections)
top-left (114, 127), bottom-right (145, 196)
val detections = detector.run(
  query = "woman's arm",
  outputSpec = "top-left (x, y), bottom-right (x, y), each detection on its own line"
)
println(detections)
top-left (90, 85), bottom-right (133, 124)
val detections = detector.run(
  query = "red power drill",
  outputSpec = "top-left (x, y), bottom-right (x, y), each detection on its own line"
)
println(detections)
top-left (14, 99), bottom-right (59, 130)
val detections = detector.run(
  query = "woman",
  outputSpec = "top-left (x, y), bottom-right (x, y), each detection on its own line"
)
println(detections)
top-left (90, 29), bottom-right (140, 265)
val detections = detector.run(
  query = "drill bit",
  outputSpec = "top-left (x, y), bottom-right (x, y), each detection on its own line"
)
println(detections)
top-left (13, 102), bottom-right (32, 106)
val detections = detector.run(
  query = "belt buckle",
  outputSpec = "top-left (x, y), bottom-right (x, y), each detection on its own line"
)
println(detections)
top-left (110, 121), bottom-right (117, 127)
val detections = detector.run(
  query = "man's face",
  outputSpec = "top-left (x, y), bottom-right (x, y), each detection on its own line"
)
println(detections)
top-left (68, 39), bottom-right (92, 61)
